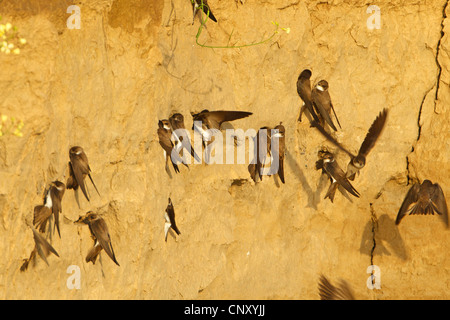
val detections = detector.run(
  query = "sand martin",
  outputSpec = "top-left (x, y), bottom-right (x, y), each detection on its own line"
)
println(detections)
top-left (256, 126), bottom-right (271, 182)
top-left (316, 150), bottom-right (360, 202)
top-left (169, 113), bottom-right (201, 163)
top-left (318, 275), bottom-right (355, 300)
top-left (165, 198), bottom-right (181, 242)
top-left (192, 109), bottom-right (252, 162)
top-left (296, 69), bottom-right (320, 123)
top-left (396, 180), bottom-right (449, 227)
top-left (313, 108), bottom-right (388, 180)
top-left (311, 80), bottom-right (341, 131)
top-left (32, 180), bottom-right (65, 236)
top-left (33, 188), bottom-right (53, 234)
top-left (249, 125), bottom-right (284, 184)
top-left (273, 124), bottom-right (286, 184)
top-left (75, 211), bottom-right (120, 266)
top-left (21, 226), bottom-right (60, 271)
top-left (158, 119), bottom-right (189, 174)
top-left (192, 0), bottom-right (217, 24)
top-left (191, 110), bottom-right (253, 137)
top-left (48, 181), bottom-right (65, 238)
top-left (66, 146), bottom-right (100, 202)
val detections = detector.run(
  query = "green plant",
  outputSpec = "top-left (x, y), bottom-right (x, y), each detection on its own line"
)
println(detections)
top-left (192, 0), bottom-right (289, 49)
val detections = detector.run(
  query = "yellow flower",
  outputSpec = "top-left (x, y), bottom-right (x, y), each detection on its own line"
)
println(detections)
top-left (13, 48), bottom-right (20, 54)
top-left (5, 23), bottom-right (12, 31)
top-left (1, 115), bottom-right (7, 122)
top-left (19, 38), bottom-right (26, 44)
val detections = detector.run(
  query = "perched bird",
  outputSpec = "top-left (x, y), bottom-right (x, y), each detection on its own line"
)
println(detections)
top-left (192, 110), bottom-right (252, 141)
top-left (49, 181), bottom-right (65, 237)
top-left (192, 109), bottom-right (252, 163)
top-left (169, 113), bottom-right (201, 163)
top-left (318, 275), bottom-right (355, 300)
top-left (164, 198), bottom-right (181, 242)
top-left (192, 110), bottom-right (253, 138)
top-left (249, 125), bottom-right (285, 184)
top-left (191, 0), bottom-right (217, 24)
top-left (66, 146), bottom-right (100, 202)
top-left (33, 190), bottom-right (53, 234)
top-left (157, 119), bottom-right (188, 175)
top-left (75, 211), bottom-right (120, 266)
top-left (32, 180), bottom-right (65, 237)
top-left (273, 124), bottom-right (286, 184)
top-left (253, 126), bottom-right (272, 183)
top-left (311, 80), bottom-right (341, 131)
top-left (313, 108), bottom-right (388, 180)
top-left (396, 180), bottom-right (449, 227)
top-left (296, 69), bottom-right (320, 123)
top-left (20, 225), bottom-right (59, 271)
top-left (316, 150), bottom-right (360, 202)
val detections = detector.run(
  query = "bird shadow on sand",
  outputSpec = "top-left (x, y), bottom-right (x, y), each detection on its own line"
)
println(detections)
top-left (285, 150), bottom-right (320, 209)
top-left (359, 213), bottom-right (408, 261)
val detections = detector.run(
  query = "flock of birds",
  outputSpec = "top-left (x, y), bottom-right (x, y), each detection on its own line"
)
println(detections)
top-left (17, 1), bottom-right (449, 300)
top-left (21, 146), bottom-right (120, 271)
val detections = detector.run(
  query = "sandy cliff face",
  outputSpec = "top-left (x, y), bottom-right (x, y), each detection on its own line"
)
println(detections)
top-left (0, 0), bottom-right (448, 299)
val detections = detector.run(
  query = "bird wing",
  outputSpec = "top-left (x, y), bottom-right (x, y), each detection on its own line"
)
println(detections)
top-left (31, 227), bottom-right (59, 265)
top-left (201, 111), bottom-right (253, 129)
top-left (311, 90), bottom-right (338, 131)
top-left (324, 161), bottom-right (360, 198)
top-left (431, 183), bottom-right (449, 227)
top-left (395, 183), bottom-right (420, 225)
top-left (69, 157), bottom-right (90, 202)
top-left (90, 218), bottom-right (119, 266)
top-left (357, 108), bottom-right (388, 158)
top-left (33, 205), bottom-right (52, 233)
top-left (297, 79), bottom-right (320, 123)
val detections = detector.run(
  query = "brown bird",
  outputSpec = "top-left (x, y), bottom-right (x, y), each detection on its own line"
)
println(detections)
top-left (66, 146), bottom-right (100, 202)
top-left (311, 80), bottom-right (341, 131)
top-left (75, 211), bottom-right (120, 266)
top-left (157, 119), bottom-right (188, 175)
top-left (249, 125), bottom-right (285, 184)
top-left (169, 113), bottom-right (201, 163)
top-left (313, 108), bottom-right (388, 180)
top-left (272, 124), bottom-right (286, 184)
top-left (192, 0), bottom-right (217, 24)
top-left (396, 180), bottom-right (449, 227)
top-left (296, 69), bottom-right (320, 123)
top-left (165, 198), bottom-right (181, 242)
top-left (316, 150), bottom-right (360, 202)
top-left (33, 195), bottom-right (52, 234)
top-left (192, 109), bottom-right (253, 163)
top-left (32, 180), bottom-right (65, 237)
top-left (192, 110), bottom-right (253, 134)
top-left (21, 226), bottom-right (60, 271)
top-left (49, 181), bottom-right (65, 237)
top-left (253, 127), bottom-right (272, 182)
top-left (318, 275), bottom-right (355, 300)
